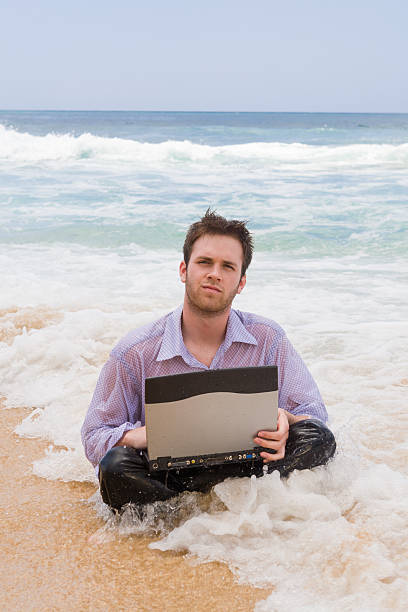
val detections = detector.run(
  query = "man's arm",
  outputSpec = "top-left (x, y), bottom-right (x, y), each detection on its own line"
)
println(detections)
top-left (81, 355), bottom-right (144, 467)
top-left (273, 332), bottom-right (327, 422)
top-left (258, 332), bottom-right (326, 463)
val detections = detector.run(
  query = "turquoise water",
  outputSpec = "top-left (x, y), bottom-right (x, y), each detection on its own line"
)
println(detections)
top-left (1, 111), bottom-right (407, 258)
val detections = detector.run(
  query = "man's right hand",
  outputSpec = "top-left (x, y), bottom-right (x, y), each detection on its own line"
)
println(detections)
top-left (115, 426), bottom-right (147, 449)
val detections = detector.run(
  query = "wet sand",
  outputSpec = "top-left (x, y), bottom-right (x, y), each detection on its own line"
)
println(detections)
top-left (0, 405), bottom-right (271, 611)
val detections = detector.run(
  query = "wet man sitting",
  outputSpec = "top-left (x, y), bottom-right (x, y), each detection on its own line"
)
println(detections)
top-left (81, 210), bottom-right (336, 512)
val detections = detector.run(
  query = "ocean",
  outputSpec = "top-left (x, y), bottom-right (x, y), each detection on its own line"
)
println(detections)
top-left (1, 111), bottom-right (407, 610)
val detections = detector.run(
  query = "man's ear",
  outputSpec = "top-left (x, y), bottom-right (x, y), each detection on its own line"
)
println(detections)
top-left (237, 274), bottom-right (246, 294)
top-left (179, 261), bottom-right (187, 283)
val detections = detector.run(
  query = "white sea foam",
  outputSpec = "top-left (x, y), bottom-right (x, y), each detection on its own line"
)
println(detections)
top-left (151, 460), bottom-right (408, 611)
top-left (1, 125), bottom-right (408, 169)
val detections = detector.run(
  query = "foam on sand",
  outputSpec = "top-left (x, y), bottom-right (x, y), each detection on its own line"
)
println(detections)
top-left (151, 459), bottom-right (408, 611)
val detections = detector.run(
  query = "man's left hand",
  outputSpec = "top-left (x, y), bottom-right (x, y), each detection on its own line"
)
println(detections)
top-left (254, 408), bottom-right (290, 463)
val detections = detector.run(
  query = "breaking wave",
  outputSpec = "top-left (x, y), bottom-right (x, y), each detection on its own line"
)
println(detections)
top-left (1, 124), bottom-right (408, 168)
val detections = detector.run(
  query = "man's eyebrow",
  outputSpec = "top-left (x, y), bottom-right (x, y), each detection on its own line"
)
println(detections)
top-left (194, 254), bottom-right (237, 267)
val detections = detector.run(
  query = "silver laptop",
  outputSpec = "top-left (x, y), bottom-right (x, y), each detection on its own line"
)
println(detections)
top-left (145, 366), bottom-right (278, 471)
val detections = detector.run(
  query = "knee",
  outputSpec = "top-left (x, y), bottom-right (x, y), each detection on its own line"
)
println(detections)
top-left (313, 419), bottom-right (336, 455)
top-left (99, 446), bottom-right (143, 478)
top-left (99, 446), bottom-right (125, 478)
top-left (288, 418), bottom-right (336, 458)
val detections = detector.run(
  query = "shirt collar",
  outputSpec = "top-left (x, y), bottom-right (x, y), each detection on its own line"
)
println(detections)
top-left (223, 308), bottom-right (257, 350)
top-left (156, 305), bottom-right (257, 363)
top-left (156, 304), bottom-right (186, 361)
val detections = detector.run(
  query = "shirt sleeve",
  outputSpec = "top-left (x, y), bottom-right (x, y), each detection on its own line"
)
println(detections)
top-left (81, 355), bottom-right (142, 467)
top-left (269, 332), bottom-right (328, 423)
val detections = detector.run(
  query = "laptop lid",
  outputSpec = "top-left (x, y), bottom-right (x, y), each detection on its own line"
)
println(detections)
top-left (145, 366), bottom-right (278, 468)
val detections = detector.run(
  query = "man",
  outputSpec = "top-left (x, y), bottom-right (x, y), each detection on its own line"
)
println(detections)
top-left (81, 210), bottom-right (336, 512)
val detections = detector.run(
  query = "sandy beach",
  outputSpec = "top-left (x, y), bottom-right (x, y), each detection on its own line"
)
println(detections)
top-left (0, 403), bottom-right (271, 611)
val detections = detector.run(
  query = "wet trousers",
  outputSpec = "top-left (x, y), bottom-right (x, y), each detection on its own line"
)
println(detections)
top-left (99, 418), bottom-right (336, 512)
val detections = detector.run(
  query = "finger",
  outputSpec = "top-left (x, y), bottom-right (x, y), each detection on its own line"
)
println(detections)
top-left (278, 410), bottom-right (289, 431)
top-left (261, 447), bottom-right (285, 462)
top-left (258, 413), bottom-right (289, 440)
top-left (254, 433), bottom-right (288, 448)
top-left (254, 437), bottom-right (280, 450)
top-left (257, 430), bottom-right (287, 442)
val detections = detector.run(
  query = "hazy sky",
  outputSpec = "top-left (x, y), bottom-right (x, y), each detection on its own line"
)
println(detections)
top-left (1, 0), bottom-right (407, 112)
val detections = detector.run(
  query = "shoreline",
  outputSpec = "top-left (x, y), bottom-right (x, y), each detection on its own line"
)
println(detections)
top-left (0, 405), bottom-right (271, 611)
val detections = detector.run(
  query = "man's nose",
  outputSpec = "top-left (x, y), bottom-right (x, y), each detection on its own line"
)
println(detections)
top-left (207, 264), bottom-right (222, 280)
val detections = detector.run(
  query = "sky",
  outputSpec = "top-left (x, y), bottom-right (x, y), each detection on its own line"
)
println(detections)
top-left (1, 0), bottom-right (407, 112)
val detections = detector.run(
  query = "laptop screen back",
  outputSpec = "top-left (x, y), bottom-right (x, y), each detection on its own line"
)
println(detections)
top-left (145, 366), bottom-right (278, 463)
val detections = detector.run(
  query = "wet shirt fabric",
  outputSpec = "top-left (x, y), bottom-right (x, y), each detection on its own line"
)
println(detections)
top-left (81, 305), bottom-right (328, 468)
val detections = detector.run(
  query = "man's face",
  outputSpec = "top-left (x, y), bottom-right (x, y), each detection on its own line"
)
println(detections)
top-left (179, 234), bottom-right (246, 315)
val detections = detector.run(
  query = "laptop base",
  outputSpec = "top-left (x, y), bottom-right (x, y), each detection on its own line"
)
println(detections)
top-left (148, 446), bottom-right (275, 472)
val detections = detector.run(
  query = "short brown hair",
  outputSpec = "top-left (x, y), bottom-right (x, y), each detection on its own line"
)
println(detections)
top-left (183, 209), bottom-right (253, 277)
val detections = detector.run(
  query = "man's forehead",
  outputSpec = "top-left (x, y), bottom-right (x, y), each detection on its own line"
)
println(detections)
top-left (190, 234), bottom-right (244, 261)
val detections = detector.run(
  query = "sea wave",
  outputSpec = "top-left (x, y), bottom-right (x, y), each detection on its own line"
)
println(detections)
top-left (1, 124), bottom-right (408, 167)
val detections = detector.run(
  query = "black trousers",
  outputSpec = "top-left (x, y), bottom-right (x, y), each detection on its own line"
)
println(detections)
top-left (99, 418), bottom-right (336, 512)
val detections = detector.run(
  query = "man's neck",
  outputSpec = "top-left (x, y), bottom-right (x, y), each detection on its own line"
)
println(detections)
top-left (181, 298), bottom-right (231, 366)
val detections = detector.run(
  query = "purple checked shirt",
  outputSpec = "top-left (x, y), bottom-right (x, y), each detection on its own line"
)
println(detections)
top-left (81, 305), bottom-right (327, 467)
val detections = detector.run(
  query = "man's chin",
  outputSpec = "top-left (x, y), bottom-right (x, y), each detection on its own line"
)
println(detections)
top-left (187, 294), bottom-right (231, 316)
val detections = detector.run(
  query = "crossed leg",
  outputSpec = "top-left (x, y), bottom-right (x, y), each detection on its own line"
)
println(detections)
top-left (99, 418), bottom-right (336, 512)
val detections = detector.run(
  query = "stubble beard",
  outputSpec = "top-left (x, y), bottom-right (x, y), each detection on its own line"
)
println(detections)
top-left (184, 274), bottom-right (240, 317)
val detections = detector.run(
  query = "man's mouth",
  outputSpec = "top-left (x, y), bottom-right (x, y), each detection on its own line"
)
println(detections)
top-left (201, 284), bottom-right (222, 293)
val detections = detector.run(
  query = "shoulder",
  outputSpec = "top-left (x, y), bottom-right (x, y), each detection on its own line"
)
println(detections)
top-left (233, 309), bottom-right (286, 341)
top-left (111, 311), bottom-right (171, 361)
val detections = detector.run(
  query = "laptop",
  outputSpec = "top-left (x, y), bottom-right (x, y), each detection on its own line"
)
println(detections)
top-left (145, 365), bottom-right (278, 471)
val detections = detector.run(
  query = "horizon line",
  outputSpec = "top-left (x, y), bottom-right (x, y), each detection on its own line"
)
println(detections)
top-left (1, 108), bottom-right (407, 115)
